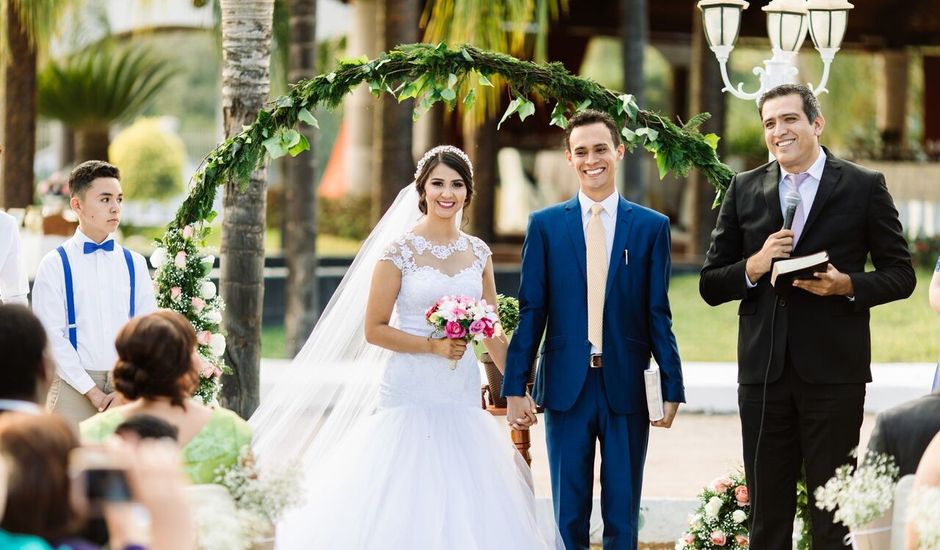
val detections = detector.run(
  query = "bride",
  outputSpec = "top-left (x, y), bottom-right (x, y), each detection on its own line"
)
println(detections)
top-left (250, 146), bottom-right (556, 549)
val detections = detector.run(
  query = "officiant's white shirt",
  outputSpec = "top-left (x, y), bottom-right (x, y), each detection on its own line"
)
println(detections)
top-left (32, 228), bottom-right (156, 394)
top-left (579, 190), bottom-right (619, 355)
top-left (0, 211), bottom-right (29, 305)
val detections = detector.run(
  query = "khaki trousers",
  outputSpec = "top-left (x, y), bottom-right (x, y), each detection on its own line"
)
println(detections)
top-left (47, 370), bottom-right (113, 428)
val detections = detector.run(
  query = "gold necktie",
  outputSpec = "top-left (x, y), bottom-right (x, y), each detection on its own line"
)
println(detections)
top-left (587, 203), bottom-right (607, 351)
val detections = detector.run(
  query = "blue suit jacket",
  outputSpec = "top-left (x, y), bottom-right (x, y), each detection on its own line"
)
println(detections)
top-left (504, 195), bottom-right (685, 414)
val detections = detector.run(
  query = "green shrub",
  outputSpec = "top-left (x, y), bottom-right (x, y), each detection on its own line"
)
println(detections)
top-left (109, 118), bottom-right (186, 200)
top-left (318, 194), bottom-right (372, 241)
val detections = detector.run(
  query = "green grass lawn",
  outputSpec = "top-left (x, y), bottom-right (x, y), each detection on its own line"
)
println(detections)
top-left (672, 268), bottom-right (938, 362)
top-left (263, 268), bottom-right (939, 362)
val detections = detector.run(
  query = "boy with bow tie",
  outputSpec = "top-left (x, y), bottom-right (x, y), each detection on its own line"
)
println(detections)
top-left (32, 160), bottom-right (156, 426)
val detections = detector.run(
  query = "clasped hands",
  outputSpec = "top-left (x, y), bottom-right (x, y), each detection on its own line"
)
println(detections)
top-left (506, 394), bottom-right (538, 431)
top-left (746, 229), bottom-right (854, 297)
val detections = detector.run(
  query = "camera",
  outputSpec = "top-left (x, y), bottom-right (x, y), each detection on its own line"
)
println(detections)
top-left (70, 446), bottom-right (133, 508)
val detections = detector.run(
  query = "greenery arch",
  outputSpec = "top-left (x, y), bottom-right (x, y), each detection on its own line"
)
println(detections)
top-left (154, 42), bottom-right (735, 401)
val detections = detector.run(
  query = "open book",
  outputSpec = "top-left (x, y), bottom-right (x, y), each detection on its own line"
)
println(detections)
top-left (644, 365), bottom-right (664, 422)
top-left (770, 250), bottom-right (829, 295)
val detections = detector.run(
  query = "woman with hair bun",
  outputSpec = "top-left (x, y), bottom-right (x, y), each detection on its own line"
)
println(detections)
top-left (81, 310), bottom-right (251, 483)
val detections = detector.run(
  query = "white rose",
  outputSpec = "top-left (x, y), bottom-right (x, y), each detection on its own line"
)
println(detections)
top-left (150, 247), bottom-right (166, 268)
top-left (201, 255), bottom-right (216, 269)
top-left (704, 496), bottom-right (723, 519)
top-left (209, 333), bottom-right (226, 356)
top-left (204, 310), bottom-right (222, 325)
top-left (732, 509), bottom-right (746, 524)
top-left (200, 280), bottom-right (217, 299)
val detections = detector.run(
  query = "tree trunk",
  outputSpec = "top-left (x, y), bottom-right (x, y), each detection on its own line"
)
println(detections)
top-left (218, 0), bottom-right (274, 419)
top-left (687, 7), bottom-right (727, 260)
top-left (372, 0), bottom-right (418, 220)
top-left (463, 115), bottom-right (497, 243)
top-left (283, 0), bottom-right (318, 358)
top-left (74, 126), bottom-right (111, 163)
top-left (620, 0), bottom-right (647, 205)
top-left (2, 2), bottom-right (37, 208)
top-left (345, 0), bottom-right (377, 197)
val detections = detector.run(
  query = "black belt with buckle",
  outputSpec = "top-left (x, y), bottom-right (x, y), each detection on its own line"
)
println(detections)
top-left (590, 355), bottom-right (603, 368)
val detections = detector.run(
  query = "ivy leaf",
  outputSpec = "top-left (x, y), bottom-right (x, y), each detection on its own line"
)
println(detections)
top-left (398, 81), bottom-right (419, 101)
top-left (479, 73), bottom-right (494, 87)
top-left (498, 98), bottom-right (523, 130)
top-left (619, 94), bottom-right (638, 121)
top-left (326, 72), bottom-right (336, 83)
top-left (283, 129), bottom-right (302, 148)
top-left (654, 152), bottom-right (669, 180)
top-left (463, 88), bottom-right (476, 109)
top-left (276, 96), bottom-right (293, 108)
top-left (621, 127), bottom-right (636, 142)
top-left (288, 134), bottom-right (310, 157)
top-left (549, 102), bottom-right (568, 128)
top-left (263, 135), bottom-right (288, 159)
top-left (635, 127), bottom-right (659, 142)
top-left (440, 87), bottom-right (457, 102)
top-left (206, 211), bottom-right (218, 224)
top-left (703, 133), bottom-right (721, 150)
top-left (369, 79), bottom-right (383, 96)
top-left (298, 107), bottom-right (319, 129)
top-left (461, 49), bottom-right (473, 62)
top-left (576, 99), bottom-right (592, 113)
top-left (447, 73), bottom-right (458, 88)
top-left (517, 98), bottom-right (536, 122)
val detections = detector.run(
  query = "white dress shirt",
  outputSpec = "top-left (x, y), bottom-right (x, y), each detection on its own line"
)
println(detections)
top-left (31, 228), bottom-right (157, 394)
top-left (746, 148), bottom-right (827, 288)
top-left (0, 211), bottom-right (29, 305)
top-left (0, 399), bottom-right (42, 414)
top-left (578, 190), bottom-right (619, 354)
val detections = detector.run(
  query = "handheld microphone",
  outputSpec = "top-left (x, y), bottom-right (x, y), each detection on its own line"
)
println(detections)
top-left (782, 191), bottom-right (801, 230)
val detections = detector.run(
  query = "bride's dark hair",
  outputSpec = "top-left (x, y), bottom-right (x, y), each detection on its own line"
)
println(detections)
top-left (414, 150), bottom-right (474, 215)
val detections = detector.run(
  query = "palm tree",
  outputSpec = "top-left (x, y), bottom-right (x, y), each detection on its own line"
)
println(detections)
top-left (218, 0), bottom-right (275, 418)
top-left (372, 0), bottom-right (419, 219)
top-left (1, 0), bottom-right (78, 208)
top-left (283, 0), bottom-right (319, 357)
top-left (37, 44), bottom-right (179, 163)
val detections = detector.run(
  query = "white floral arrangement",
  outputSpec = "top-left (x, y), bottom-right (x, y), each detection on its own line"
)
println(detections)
top-left (152, 223), bottom-right (228, 404)
top-left (909, 486), bottom-right (940, 549)
top-left (677, 469), bottom-right (751, 549)
top-left (214, 446), bottom-right (306, 544)
top-left (814, 449), bottom-right (899, 530)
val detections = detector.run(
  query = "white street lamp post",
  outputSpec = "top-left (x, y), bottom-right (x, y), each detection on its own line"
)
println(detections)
top-left (697, 0), bottom-right (854, 103)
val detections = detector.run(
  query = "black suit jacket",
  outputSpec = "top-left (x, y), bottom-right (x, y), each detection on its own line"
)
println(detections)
top-left (700, 149), bottom-right (916, 384)
top-left (868, 391), bottom-right (940, 476)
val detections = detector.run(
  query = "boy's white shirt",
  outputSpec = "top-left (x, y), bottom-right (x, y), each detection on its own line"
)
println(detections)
top-left (31, 228), bottom-right (157, 394)
top-left (0, 211), bottom-right (29, 305)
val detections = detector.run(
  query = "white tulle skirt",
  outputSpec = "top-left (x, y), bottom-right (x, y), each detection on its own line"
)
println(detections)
top-left (274, 402), bottom-right (557, 549)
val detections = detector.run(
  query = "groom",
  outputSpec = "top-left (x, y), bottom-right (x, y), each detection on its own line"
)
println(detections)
top-left (505, 109), bottom-right (685, 550)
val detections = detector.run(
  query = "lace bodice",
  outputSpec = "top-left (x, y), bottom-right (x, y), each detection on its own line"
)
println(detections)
top-left (378, 231), bottom-right (492, 409)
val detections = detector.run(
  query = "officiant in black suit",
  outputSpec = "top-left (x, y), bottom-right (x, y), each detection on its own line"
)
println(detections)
top-left (699, 83), bottom-right (915, 550)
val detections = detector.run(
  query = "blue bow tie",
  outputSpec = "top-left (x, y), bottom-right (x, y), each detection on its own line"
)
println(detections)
top-left (83, 240), bottom-right (115, 254)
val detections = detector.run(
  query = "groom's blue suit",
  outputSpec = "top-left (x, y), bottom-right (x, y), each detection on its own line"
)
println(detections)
top-left (504, 194), bottom-right (685, 550)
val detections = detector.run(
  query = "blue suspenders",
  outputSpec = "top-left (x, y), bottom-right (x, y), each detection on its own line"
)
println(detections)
top-left (56, 245), bottom-right (137, 351)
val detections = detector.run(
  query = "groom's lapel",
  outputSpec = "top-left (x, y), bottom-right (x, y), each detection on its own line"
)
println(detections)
top-left (564, 195), bottom-right (587, 283)
top-left (605, 197), bottom-right (633, 299)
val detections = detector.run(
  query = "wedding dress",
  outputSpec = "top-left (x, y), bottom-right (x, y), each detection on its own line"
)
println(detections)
top-left (272, 230), bottom-right (555, 549)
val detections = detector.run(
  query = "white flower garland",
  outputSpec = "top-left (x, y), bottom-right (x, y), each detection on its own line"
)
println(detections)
top-left (152, 224), bottom-right (227, 404)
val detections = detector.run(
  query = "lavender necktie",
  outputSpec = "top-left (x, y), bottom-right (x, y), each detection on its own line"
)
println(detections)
top-left (786, 172), bottom-right (810, 245)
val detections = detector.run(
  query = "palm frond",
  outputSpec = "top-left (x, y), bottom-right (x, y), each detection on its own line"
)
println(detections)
top-left (38, 43), bottom-right (181, 128)
top-left (0, 0), bottom-right (84, 59)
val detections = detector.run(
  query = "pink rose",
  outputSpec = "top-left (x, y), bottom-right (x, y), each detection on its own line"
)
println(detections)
top-left (182, 225), bottom-right (194, 239)
top-left (170, 287), bottom-right (182, 300)
top-left (197, 331), bottom-right (212, 345)
top-left (174, 251), bottom-right (187, 269)
top-left (444, 321), bottom-right (466, 339)
top-left (199, 357), bottom-right (215, 378)
top-left (712, 477), bottom-right (733, 494)
top-left (191, 297), bottom-right (205, 312)
top-left (480, 317), bottom-right (495, 338)
top-left (734, 485), bottom-right (749, 506)
top-left (682, 533), bottom-right (695, 545)
top-left (735, 535), bottom-right (749, 547)
top-left (469, 319), bottom-right (486, 335)
top-left (710, 530), bottom-right (726, 546)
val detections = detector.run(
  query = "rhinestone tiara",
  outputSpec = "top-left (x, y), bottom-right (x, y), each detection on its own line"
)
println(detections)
top-left (413, 145), bottom-right (474, 181)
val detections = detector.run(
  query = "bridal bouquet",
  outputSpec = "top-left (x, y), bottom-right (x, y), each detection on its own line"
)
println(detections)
top-left (426, 295), bottom-right (499, 369)
top-left (677, 469), bottom-right (751, 550)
